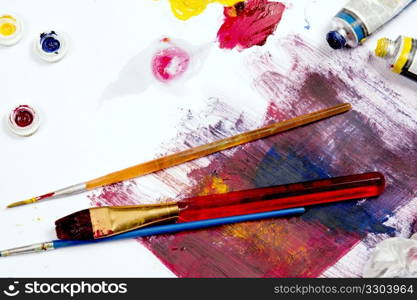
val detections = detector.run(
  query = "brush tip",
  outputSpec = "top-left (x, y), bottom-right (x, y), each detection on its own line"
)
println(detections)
top-left (6, 198), bottom-right (37, 208)
top-left (55, 209), bottom-right (95, 240)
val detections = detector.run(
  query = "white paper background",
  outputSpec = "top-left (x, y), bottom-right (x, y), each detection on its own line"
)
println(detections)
top-left (0, 0), bottom-right (416, 277)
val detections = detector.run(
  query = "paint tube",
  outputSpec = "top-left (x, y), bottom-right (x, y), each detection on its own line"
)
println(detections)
top-left (326, 0), bottom-right (416, 49)
top-left (363, 234), bottom-right (417, 278)
top-left (375, 35), bottom-right (417, 82)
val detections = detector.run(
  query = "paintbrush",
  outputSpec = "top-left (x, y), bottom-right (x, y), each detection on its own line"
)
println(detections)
top-left (55, 172), bottom-right (385, 240)
top-left (0, 208), bottom-right (305, 257)
top-left (7, 103), bottom-right (352, 208)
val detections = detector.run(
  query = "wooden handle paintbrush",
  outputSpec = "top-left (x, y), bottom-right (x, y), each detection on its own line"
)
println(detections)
top-left (7, 103), bottom-right (352, 208)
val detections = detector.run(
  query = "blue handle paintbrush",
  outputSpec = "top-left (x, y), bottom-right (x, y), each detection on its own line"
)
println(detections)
top-left (0, 207), bottom-right (305, 257)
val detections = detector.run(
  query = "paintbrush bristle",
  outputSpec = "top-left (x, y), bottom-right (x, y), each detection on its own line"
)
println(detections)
top-left (7, 197), bottom-right (37, 208)
top-left (55, 209), bottom-right (94, 240)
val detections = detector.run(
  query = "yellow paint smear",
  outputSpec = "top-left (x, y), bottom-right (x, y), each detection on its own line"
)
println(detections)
top-left (199, 176), bottom-right (229, 196)
top-left (167, 0), bottom-right (242, 21)
top-left (0, 15), bottom-right (17, 36)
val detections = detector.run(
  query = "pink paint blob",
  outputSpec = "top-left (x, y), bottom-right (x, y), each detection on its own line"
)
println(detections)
top-left (151, 47), bottom-right (190, 82)
top-left (217, 0), bottom-right (286, 50)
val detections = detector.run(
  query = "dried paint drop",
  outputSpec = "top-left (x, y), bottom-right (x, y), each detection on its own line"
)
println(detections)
top-left (7, 105), bottom-right (40, 137)
top-left (151, 46), bottom-right (190, 82)
top-left (35, 30), bottom-right (69, 62)
top-left (0, 14), bottom-right (23, 46)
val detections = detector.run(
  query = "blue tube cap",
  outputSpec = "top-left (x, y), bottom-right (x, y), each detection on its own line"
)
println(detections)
top-left (326, 31), bottom-right (346, 49)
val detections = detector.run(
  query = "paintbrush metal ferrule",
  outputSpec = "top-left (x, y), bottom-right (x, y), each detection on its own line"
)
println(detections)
top-left (56, 202), bottom-right (180, 240)
top-left (90, 203), bottom-right (180, 239)
top-left (7, 183), bottom-right (87, 208)
top-left (0, 242), bottom-right (54, 257)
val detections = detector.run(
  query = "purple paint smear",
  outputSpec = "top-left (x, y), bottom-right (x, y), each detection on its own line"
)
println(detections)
top-left (89, 35), bottom-right (417, 277)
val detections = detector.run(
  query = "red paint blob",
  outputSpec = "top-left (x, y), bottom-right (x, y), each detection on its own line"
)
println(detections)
top-left (151, 47), bottom-right (190, 82)
top-left (14, 106), bottom-right (34, 127)
top-left (217, 0), bottom-right (286, 50)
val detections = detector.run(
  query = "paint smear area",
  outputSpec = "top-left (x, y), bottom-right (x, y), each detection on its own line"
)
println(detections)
top-left (89, 36), bottom-right (417, 277)
top-left (217, 0), bottom-right (286, 50)
top-left (167, 0), bottom-right (241, 20)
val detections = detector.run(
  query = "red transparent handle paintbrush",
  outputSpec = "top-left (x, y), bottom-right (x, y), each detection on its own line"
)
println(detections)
top-left (177, 172), bottom-right (385, 222)
top-left (54, 172), bottom-right (385, 240)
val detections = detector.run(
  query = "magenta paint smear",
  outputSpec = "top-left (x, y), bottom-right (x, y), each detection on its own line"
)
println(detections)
top-left (152, 46), bottom-right (190, 82)
top-left (90, 36), bottom-right (417, 277)
top-left (88, 181), bottom-right (140, 207)
top-left (217, 0), bottom-right (286, 50)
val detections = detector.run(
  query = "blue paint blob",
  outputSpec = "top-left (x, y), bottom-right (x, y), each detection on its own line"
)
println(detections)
top-left (40, 32), bottom-right (60, 53)
top-left (253, 146), bottom-right (396, 237)
top-left (303, 203), bottom-right (396, 237)
top-left (42, 37), bottom-right (60, 53)
top-left (36, 30), bottom-right (68, 62)
top-left (253, 147), bottom-right (328, 187)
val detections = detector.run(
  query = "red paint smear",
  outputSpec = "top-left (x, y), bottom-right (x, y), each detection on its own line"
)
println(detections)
top-left (151, 47), bottom-right (190, 82)
top-left (148, 223), bottom-right (361, 277)
top-left (37, 192), bottom-right (55, 201)
top-left (88, 181), bottom-right (140, 207)
top-left (217, 0), bottom-right (285, 50)
top-left (93, 160), bottom-right (361, 277)
top-left (89, 147), bottom-right (363, 277)
top-left (142, 154), bottom-right (362, 277)
top-left (265, 102), bottom-right (288, 123)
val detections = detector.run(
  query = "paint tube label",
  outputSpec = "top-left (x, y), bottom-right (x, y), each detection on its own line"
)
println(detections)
top-left (344, 0), bottom-right (415, 34)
